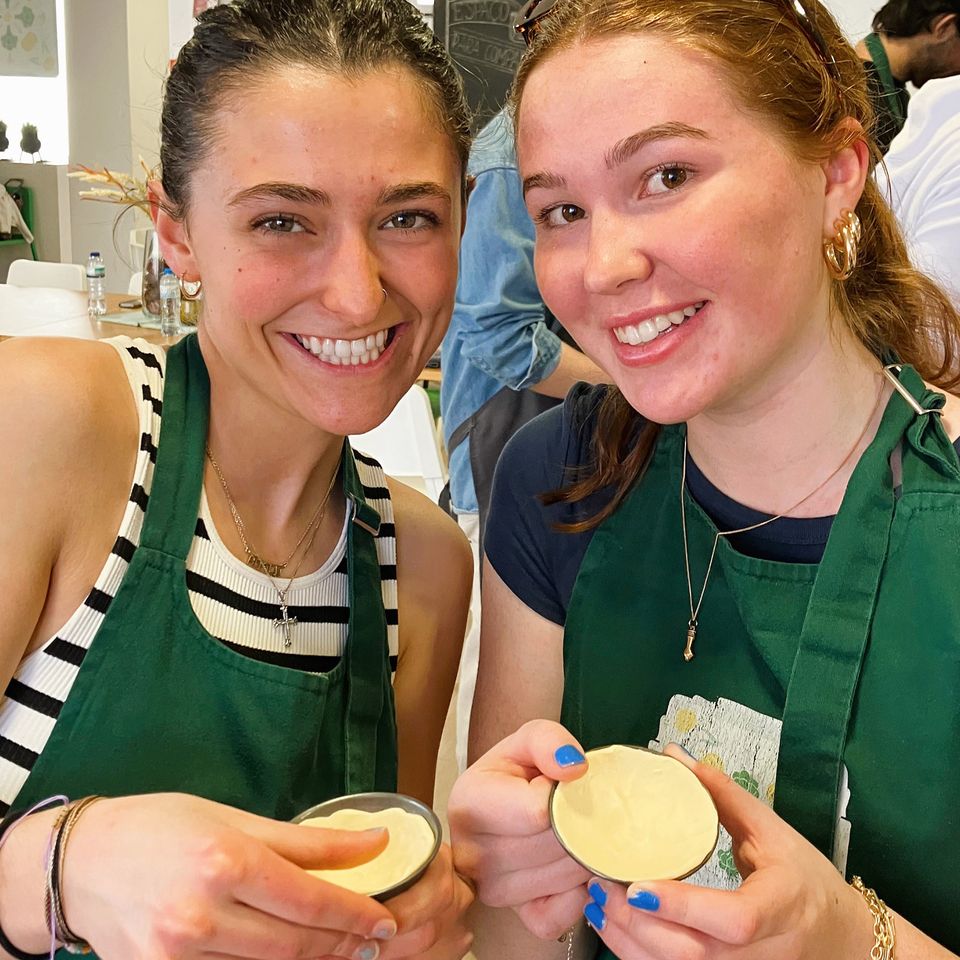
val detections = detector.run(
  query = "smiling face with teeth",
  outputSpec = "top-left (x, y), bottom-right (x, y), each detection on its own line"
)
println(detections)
top-left (155, 64), bottom-right (463, 437)
top-left (517, 35), bottom-right (865, 426)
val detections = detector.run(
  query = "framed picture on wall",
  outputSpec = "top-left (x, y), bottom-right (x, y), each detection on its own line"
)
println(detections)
top-left (0, 0), bottom-right (59, 78)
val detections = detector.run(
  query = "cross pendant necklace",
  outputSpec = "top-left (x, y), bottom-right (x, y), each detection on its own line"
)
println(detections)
top-left (273, 593), bottom-right (298, 648)
top-left (205, 445), bottom-right (344, 652)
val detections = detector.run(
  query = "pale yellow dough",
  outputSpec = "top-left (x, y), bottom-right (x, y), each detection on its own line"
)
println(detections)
top-left (552, 745), bottom-right (718, 881)
top-left (300, 806), bottom-right (435, 894)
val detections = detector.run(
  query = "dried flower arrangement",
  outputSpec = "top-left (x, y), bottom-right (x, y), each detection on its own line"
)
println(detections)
top-left (66, 157), bottom-right (156, 215)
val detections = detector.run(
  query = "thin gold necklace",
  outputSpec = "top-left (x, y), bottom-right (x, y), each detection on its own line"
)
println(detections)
top-left (206, 446), bottom-right (335, 577)
top-left (205, 449), bottom-right (341, 646)
top-left (679, 379), bottom-right (886, 662)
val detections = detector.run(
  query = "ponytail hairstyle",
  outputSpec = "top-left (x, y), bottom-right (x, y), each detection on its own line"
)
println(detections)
top-left (161, 0), bottom-right (471, 219)
top-left (510, 0), bottom-right (960, 532)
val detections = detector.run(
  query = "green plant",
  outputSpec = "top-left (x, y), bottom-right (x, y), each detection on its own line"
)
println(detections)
top-left (0, 121), bottom-right (8, 154)
top-left (20, 123), bottom-right (41, 156)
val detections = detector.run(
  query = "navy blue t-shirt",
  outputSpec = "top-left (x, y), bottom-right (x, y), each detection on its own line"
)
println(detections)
top-left (485, 383), bottom-right (960, 625)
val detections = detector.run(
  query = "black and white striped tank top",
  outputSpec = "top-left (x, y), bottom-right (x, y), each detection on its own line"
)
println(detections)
top-left (0, 337), bottom-right (399, 814)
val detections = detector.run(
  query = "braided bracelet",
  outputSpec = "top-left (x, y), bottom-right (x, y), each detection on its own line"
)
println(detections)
top-left (48, 796), bottom-right (102, 955)
top-left (851, 876), bottom-right (897, 960)
top-left (43, 803), bottom-right (74, 955)
top-left (0, 796), bottom-right (69, 960)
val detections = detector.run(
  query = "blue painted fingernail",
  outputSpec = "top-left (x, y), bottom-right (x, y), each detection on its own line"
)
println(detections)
top-left (583, 900), bottom-right (606, 931)
top-left (555, 745), bottom-right (586, 767)
top-left (588, 881), bottom-right (607, 906)
top-left (371, 920), bottom-right (397, 940)
top-left (628, 889), bottom-right (661, 911)
top-left (674, 743), bottom-right (696, 760)
top-left (354, 944), bottom-right (379, 960)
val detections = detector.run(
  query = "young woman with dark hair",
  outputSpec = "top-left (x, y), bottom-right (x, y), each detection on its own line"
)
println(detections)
top-left (0, 0), bottom-right (473, 956)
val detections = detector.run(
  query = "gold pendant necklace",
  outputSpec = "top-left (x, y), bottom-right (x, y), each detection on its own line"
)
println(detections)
top-left (207, 447), bottom-right (332, 577)
top-left (679, 376), bottom-right (887, 662)
top-left (205, 446), bottom-right (341, 645)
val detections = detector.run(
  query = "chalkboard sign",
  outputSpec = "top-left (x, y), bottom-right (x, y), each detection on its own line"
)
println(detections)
top-left (434, 0), bottom-right (526, 131)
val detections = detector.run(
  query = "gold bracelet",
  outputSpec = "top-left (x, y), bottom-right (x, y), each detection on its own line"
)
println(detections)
top-left (44, 803), bottom-right (73, 943)
top-left (51, 796), bottom-right (103, 954)
top-left (851, 876), bottom-right (896, 960)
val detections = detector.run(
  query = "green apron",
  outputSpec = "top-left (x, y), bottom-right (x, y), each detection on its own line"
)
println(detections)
top-left (864, 32), bottom-right (910, 130)
top-left (563, 366), bottom-right (960, 956)
top-left (14, 335), bottom-right (397, 955)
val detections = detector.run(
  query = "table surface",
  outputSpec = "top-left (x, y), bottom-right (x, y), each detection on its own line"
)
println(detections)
top-left (0, 286), bottom-right (173, 345)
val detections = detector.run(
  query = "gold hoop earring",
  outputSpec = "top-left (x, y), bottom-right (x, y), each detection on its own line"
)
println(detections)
top-left (823, 209), bottom-right (861, 281)
top-left (179, 276), bottom-right (203, 301)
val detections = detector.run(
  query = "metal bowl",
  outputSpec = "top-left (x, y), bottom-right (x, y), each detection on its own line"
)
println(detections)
top-left (548, 745), bottom-right (719, 884)
top-left (294, 792), bottom-right (443, 901)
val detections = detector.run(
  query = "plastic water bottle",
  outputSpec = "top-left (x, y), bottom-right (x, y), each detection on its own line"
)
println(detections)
top-left (86, 251), bottom-right (106, 316)
top-left (159, 267), bottom-right (181, 336)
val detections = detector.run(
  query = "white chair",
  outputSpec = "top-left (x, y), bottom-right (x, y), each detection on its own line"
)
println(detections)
top-left (7, 259), bottom-right (86, 292)
top-left (351, 385), bottom-right (446, 502)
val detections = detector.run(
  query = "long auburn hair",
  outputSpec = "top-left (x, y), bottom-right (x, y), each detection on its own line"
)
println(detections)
top-left (510, 0), bottom-right (960, 532)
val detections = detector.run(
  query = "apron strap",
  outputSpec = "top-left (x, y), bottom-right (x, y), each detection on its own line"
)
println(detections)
top-left (774, 365), bottom-right (946, 857)
top-left (139, 335), bottom-right (209, 559)
top-left (138, 341), bottom-right (390, 792)
top-left (341, 444), bottom-right (391, 793)
top-left (864, 33), bottom-right (907, 125)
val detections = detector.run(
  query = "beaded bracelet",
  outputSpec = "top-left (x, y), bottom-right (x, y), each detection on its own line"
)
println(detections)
top-left (0, 796), bottom-right (69, 960)
top-left (851, 876), bottom-right (897, 960)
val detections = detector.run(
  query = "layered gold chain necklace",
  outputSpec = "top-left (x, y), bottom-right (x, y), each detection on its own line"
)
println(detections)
top-left (206, 447), bottom-right (341, 646)
top-left (680, 378), bottom-right (887, 662)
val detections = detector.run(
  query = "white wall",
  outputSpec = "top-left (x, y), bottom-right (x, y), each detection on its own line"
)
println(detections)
top-left (825, 0), bottom-right (880, 42)
top-left (128, 0), bottom-right (170, 171)
top-left (168, 0), bottom-right (196, 62)
top-left (63, 0), bottom-right (162, 289)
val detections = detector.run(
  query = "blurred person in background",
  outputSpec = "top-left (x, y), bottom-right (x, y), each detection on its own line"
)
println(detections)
top-left (857, 0), bottom-right (960, 151)
top-left (884, 73), bottom-right (960, 302)
top-left (440, 105), bottom-right (607, 768)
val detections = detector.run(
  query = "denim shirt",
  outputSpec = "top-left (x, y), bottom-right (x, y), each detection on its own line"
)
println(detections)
top-left (440, 109), bottom-right (563, 513)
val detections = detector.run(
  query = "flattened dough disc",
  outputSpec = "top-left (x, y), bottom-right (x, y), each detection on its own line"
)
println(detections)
top-left (301, 806), bottom-right (437, 895)
top-left (551, 745), bottom-right (719, 882)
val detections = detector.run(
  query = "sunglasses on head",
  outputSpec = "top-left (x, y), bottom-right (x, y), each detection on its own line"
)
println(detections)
top-left (514, 0), bottom-right (840, 82)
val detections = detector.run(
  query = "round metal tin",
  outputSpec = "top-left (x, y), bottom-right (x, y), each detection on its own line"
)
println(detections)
top-left (548, 745), bottom-right (719, 884)
top-left (294, 791), bottom-right (443, 900)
